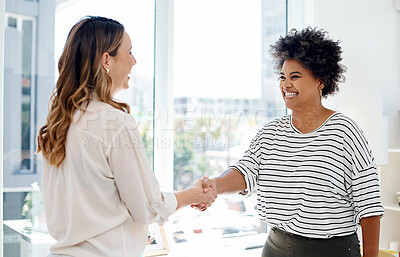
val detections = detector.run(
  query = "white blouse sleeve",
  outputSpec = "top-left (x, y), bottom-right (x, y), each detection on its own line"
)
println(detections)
top-left (107, 114), bottom-right (177, 225)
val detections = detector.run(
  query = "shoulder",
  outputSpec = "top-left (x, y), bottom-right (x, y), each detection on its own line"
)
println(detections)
top-left (91, 100), bottom-right (134, 122)
top-left (73, 100), bottom-right (137, 133)
top-left (251, 115), bottom-right (290, 142)
top-left (328, 113), bottom-right (365, 135)
top-left (262, 115), bottom-right (290, 131)
top-left (329, 113), bottom-right (370, 151)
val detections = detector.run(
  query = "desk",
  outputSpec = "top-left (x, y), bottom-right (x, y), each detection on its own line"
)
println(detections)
top-left (165, 230), bottom-right (266, 257)
top-left (4, 220), bottom-right (56, 257)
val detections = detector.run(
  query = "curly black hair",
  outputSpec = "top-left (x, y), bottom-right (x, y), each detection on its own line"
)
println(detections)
top-left (270, 27), bottom-right (346, 97)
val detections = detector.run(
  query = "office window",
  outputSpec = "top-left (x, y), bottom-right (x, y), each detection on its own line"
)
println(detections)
top-left (7, 16), bottom-right (17, 28)
top-left (4, 13), bottom-right (36, 176)
top-left (21, 19), bottom-right (34, 171)
top-left (3, 9), bottom-right (41, 257)
top-left (168, 0), bottom-right (286, 255)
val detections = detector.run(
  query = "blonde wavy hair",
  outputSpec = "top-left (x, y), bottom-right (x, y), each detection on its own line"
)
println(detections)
top-left (37, 16), bottom-right (130, 167)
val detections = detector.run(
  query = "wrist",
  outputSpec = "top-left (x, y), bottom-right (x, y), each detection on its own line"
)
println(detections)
top-left (214, 178), bottom-right (220, 194)
top-left (185, 187), bottom-right (198, 205)
top-left (174, 187), bottom-right (197, 210)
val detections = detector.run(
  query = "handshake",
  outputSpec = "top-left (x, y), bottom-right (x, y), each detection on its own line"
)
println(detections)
top-left (176, 169), bottom-right (244, 211)
top-left (188, 176), bottom-right (217, 211)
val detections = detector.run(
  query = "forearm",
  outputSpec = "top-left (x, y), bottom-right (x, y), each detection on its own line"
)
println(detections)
top-left (360, 215), bottom-right (380, 257)
top-left (214, 168), bottom-right (246, 195)
top-left (174, 188), bottom-right (196, 211)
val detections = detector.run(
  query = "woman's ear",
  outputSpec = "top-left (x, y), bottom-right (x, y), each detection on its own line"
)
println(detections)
top-left (318, 82), bottom-right (325, 97)
top-left (101, 52), bottom-right (110, 73)
top-left (318, 81), bottom-right (325, 90)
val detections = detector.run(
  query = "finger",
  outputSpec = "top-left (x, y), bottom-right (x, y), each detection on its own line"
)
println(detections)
top-left (192, 204), bottom-right (202, 209)
top-left (212, 188), bottom-right (217, 198)
top-left (210, 181), bottom-right (217, 191)
top-left (202, 178), bottom-right (211, 188)
top-left (193, 205), bottom-right (202, 211)
top-left (200, 175), bottom-right (208, 182)
top-left (207, 187), bottom-right (217, 198)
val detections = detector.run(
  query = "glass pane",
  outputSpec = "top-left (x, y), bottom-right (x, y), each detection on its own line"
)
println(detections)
top-left (21, 20), bottom-right (33, 171)
top-left (3, 16), bottom-right (35, 178)
top-left (3, 0), bottom-right (155, 256)
top-left (170, 0), bottom-right (286, 256)
top-left (4, 11), bottom-right (38, 257)
top-left (7, 17), bottom-right (17, 28)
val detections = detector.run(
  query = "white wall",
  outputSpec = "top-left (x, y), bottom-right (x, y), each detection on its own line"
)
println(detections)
top-left (288, 0), bottom-right (400, 164)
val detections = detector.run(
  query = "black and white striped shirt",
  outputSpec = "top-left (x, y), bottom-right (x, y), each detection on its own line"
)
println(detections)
top-left (230, 112), bottom-right (384, 239)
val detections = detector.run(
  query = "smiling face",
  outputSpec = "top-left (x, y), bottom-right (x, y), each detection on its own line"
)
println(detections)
top-left (279, 59), bottom-right (323, 111)
top-left (108, 31), bottom-right (136, 96)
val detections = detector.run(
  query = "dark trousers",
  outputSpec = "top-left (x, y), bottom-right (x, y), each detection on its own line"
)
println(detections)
top-left (262, 228), bottom-right (361, 257)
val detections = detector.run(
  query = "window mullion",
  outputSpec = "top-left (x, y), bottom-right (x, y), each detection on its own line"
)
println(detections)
top-left (153, 0), bottom-right (175, 192)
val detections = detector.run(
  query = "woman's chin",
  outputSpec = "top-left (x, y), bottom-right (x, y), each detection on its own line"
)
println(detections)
top-left (284, 102), bottom-right (294, 110)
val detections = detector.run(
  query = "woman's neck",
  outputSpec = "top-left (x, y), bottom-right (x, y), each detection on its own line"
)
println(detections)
top-left (291, 105), bottom-right (335, 134)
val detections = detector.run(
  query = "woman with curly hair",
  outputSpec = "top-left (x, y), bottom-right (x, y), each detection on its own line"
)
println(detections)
top-left (195, 27), bottom-right (383, 257)
top-left (37, 16), bottom-right (216, 257)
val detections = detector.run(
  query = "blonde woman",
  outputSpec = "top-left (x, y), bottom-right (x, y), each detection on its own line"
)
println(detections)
top-left (37, 16), bottom-right (216, 257)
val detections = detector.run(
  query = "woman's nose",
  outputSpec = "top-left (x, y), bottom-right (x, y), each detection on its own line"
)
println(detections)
top-left (132, 56), bottom-right (137, 65)
top-left (282, 80), bottom-right (291, 88)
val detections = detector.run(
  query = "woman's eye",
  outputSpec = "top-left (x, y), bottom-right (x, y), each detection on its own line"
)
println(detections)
top-left (291, 75), bottom-right (300, 79)
top-left (278, 76), bottom-right (285, 81)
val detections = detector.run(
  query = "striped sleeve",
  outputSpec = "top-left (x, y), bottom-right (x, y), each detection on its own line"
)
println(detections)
top-left (229, 127), bottom-right (263, 195)
top-left (344, 119), bottom-right (384, 224)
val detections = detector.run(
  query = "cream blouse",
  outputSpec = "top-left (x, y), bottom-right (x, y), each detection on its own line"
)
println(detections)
top-left (42, 97), bottom-right (177, 257)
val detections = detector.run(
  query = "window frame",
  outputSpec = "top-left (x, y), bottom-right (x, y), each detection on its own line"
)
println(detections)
top-left (1, 0), bottom-right (6, 251)
top-left (5, 12), bottom-right (38, 174)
